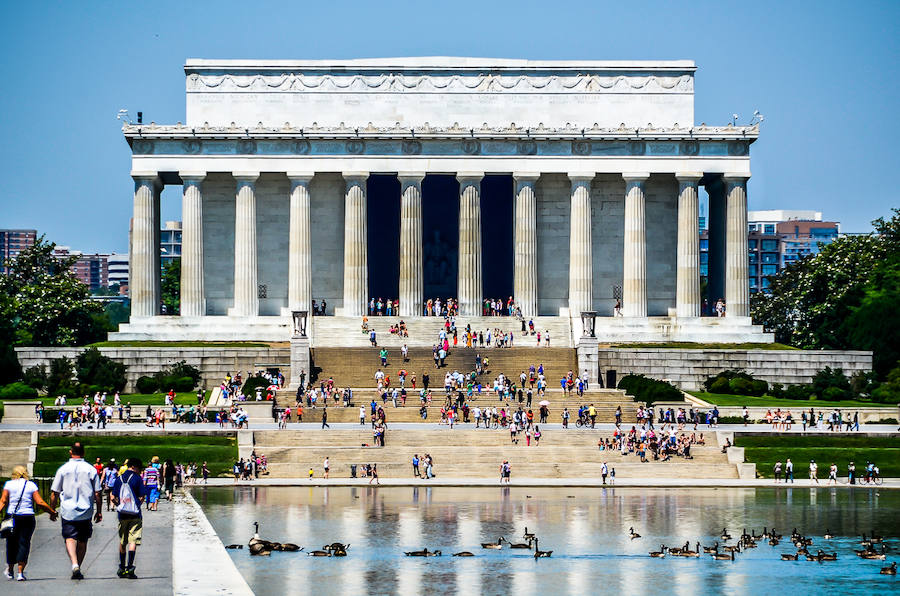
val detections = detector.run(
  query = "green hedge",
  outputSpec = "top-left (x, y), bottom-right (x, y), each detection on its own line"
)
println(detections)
top-left (737, 435), bottom-right (900, 478)
top-left (617, 374), bottom-right (681, 406)
top-left (0, 382), bottom-right (39, 399)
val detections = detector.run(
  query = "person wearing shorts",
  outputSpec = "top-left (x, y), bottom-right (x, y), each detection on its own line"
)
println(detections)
top-left (142, 465), bottom-right (160, 511)
top-left (50, 442), bottom-right (102, 580)
top-left (111, 458), bottom-right (145, 579)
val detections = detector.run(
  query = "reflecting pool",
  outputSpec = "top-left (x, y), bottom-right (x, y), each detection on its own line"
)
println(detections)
top-left (195, 486), bottom-right (899, 596)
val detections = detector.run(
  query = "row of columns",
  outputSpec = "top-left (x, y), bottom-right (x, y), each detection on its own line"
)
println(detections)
top-left (129, 171), bottom-right (749, 320)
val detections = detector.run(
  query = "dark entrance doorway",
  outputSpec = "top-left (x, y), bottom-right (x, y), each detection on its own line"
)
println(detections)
top-left (366, 175), bottom-right (400, 304)
top-left (422, 175), bottom-right (459, 301)
top-left (480, 175), bottom-right (514, 302)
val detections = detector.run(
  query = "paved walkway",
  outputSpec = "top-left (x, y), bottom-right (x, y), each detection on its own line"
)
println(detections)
top-left (3, 499), bottom-right (172, 594)
top-left (197, 476), bottom-right (900, 489)
top-left (2, 421), bottom-right (899, 433)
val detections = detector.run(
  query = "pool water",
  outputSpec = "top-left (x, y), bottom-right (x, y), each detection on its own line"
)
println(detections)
top-left (195, 486), bottom-right (899, 596)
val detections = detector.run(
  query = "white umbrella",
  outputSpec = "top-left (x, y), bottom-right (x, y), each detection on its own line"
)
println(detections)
top-left (539, 400), bottom-right (550, 406)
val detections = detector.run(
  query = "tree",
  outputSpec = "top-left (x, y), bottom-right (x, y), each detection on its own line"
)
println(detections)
top-left (161, 259), bottom-right (180, 315)
top-left (76, 347), bottom-right (127, 392)
top-left (0, 236), bottom-right (104, 346)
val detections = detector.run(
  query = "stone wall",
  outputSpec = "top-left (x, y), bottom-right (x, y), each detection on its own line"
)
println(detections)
top-left (310, 173), bottom-right (345, 313)
top-left (203, 173), bottom-right (236, 315)
top-left (536, 174), bottom-right (569, 315)
top-left (14, 346), bottom-right (291, 393)
top-left (597, 348), bottom-right (873, 390)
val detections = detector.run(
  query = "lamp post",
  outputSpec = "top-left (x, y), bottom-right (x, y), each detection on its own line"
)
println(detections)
top-left (580, 311), bottom-right (597, 338)
top-left (291, 310), bottom-right (308, 338)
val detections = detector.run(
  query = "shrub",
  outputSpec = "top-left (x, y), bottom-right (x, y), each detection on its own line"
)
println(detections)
top-left (750, 379), bottom-right (769, 397)
top-left (770, 382), bottom-right (785, 398)
top-left (617, 374), bottom-right (681, 406)
top-left (136, 376), bottom-right (158, 394)
top-left (729, 377), bottom-right (755, 396)
top-left (166, 361), bottom-right (201, 387)
top-left (46, 357), bottom-right (75, 396)
top-left (0, 382), bottom-right (39, 399)
top-left (76, 347), bottom-right (127, 392)
top-left (820, 386), bottom-right (848, 402)
top-left (174, 376), bottom-right (195, 392)
top-left (870, 363), bottom-right (900, 404)
top-left (709, 377), bottom-right (731, 394)
top-left (783, 384), bottom-right (813, 401)
top-left (22, 364), bottom-right (48, 391)
top-left (811, 367), bottom-right (851, 400)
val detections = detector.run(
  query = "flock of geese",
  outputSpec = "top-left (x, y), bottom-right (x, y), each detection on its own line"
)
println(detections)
top-left (642, 526), bottom-right (896, 575)
top-left (229, 522), bottom-right (896, 574)
top-left (406, 527), bottom-right (553, 559)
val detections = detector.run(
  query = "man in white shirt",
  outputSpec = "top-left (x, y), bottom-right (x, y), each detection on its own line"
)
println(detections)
top-left (50, 442), bottom-right (102, 580)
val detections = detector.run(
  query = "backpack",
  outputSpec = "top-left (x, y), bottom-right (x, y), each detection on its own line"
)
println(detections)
top-left (116, 471), bottom-right (141, 515)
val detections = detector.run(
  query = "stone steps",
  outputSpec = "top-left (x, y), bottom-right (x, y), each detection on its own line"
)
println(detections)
top-left (282, 408), bottom-right (638, 423)
top-left (311, 316), bottom-right (574, 348)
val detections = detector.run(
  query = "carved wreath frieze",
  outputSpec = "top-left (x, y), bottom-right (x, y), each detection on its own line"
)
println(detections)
top-left (237, 139), bottom-right (257, 154)
top-left (346, 140), bottom-right (366, 154)
top-left (402, 140), bottom-right (422, 155)
top-left (292, 140), bottom-right (311, 154)
top-left (517, 140), bottom-right (537, 155)
top-left (727, 141), bottom-right (748, 156)
top-left (133, 139), bottom-right (154, 154)
top-left (572, 140), bottom-right (591, 156)
top-left (182, 140), bottom-right (202, 154)
top-left (187, 73), bottom-right (694, 94)
top-left (461, 139), bottom-right (480, 155)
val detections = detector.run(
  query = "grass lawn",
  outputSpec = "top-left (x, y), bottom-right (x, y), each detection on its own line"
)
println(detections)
top-left (37, 391), bottom-right (209, 407)
top-left (34, 434), bottom-right (237, 478)
top-left (736, 435), bottom-right (900, 478)
top-left (607, 342), bottom-right (798, 350)
top-left (89, 340), bottom-right (272, 348)
top-left (688, 391), bottom-right (890, 409)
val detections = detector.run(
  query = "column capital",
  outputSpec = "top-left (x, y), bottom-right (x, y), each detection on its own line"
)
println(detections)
top-left (131, 172), bottom-right (161, 184)
top-left (723, 174), bottom-right (749, 187)
top-left (457, 172), bottom-right (482, 191)
top-left (675, 172), bottom-right (703, 184)
top-left (513, 172), bottom-right (541, 182)
top-left (398, 172), bottom-right (426, 185)
top-left (233, 172), bottom-right (259, 184)
top-left (622, 172), bottom-right (650, 183)
top-left (567, 172), bottom-right (595, 182)
top-left (286, 172), bottom-right (314, 183)
top-left (179, 172), bottom-right (206, 185)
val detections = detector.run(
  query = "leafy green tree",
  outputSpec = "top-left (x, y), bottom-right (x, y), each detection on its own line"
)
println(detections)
top-left (0, 236), bottom-right (104, 346)
top-left (76, 347), bottom-right (127, 392)
top-left (161, 259), bottom-right (180, 315)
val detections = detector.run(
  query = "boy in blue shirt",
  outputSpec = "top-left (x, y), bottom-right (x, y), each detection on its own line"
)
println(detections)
top-left (110, 458), bottom-right (145, 579)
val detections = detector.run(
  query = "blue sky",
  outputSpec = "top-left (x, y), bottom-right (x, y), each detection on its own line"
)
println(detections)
top-left (1, 0), bottom-right (897, 253)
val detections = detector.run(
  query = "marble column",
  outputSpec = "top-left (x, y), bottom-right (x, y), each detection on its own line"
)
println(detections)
top-left (623, 174), bottom-right (649, 318)
top-left (231, 173), bottom-right (259, 317)
top-left (130, 174), bottom-right (160, 318)
top-left (457, 173), bottom-right (483, 317)
top-left (676, 173), bottom-right (702, 318)
top-left (287, 174), bottom-right (313, 313)
top-left (568, 174), bottom-right (593, 316)
top-left (399, 174), bottom-right (425, 317)
top-left (514, 173), bottom-right (539, 317)
top-left (725, 176), bottom-right (750, 317)
top-left (179, 173), bottom-right (205, 317)
top-left (342, 173), bottom-right (369, 317)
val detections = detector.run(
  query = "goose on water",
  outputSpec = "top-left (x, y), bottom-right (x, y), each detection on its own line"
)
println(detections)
top-left (711, 550), bottom-right (735, 561)
top-left (629, 527), bottom-right (641, 540)
top-left (481, 538), bottom-right (504, 549)
top-left (781, 553), bottom-right (799, 561)
top-left (308, 550), bottom-right (332, 557)
top-left (523, 527), bottom-right (536, 541)
top-left (649, 546), bottom-right (666, 558)
top-left (817, 550), bottom-right (838, 561)
top-left (823, 530), bottom-right (834, 540)
top-left (533, 538), bottom-right (552, 558)
top-left (721, 528), bottom-right (732, 541)
top-left (502, 537), bottom-right (533, 549)
top-left (405, 548), bottom-right (442, 557)
top-left (881, 562), bottom-right (897, 575)
top-left (702, 542), bottom-right (719, 554)
top-left (452, 552), bottom-right (475, 557)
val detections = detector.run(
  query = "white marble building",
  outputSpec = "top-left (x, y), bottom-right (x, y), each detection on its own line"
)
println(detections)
top-left (113, 57), bottom-right (771, 345)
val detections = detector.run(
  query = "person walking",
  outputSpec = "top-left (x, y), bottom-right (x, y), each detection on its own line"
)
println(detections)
top-left (1, 465), bottom-right (58, 581)
top-left (412, 454), bottom-right (421, 478)
top-left (323, 457), bottom-right (330, 479)
top-left (49, 442), bottom-right (102, 580)
top-left (785, 458), bottom-right (794, 483)
top-left (110, 458), bottom-right (145, 579)
top-left (322, 408), bottom-right (330, 429)
top-left (601, 462), bottom-right (608, 485)
top-left (773, 460), bottom-right (782, 483)
top-left (809, 460), bottom-right (818, 484)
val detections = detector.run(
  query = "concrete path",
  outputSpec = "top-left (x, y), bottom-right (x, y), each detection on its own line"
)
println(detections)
top-left (195, 476), bottom-right (900, 489)
top-left (2, 499), bottom-right (172, 594)
top-left (2, 421), bottom-right (899, 433)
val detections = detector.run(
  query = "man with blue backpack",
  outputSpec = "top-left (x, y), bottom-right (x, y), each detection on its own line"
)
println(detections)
top-left (110, 458), bottom-right (146, 579)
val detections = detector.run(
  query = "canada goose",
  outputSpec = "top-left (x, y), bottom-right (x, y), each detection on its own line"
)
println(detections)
top-left (404, 548), bottom-right (430, 557)
top-left (870, 533), bottom-right (884, 544)
top-left (859, 551), bottom-right (886, 560)
top-left (523, 527), bottom-right (536, 541)
top-left (881, 562), bottom-right (897, 575)
top-left (711, 550), bottom-right (734, 561)
top-left (860, 534), bottom-right (872, 547)
top-left (817, 550), bottom-right (837, 561)
top-left (761, 527), bottom-right (771, 539)
top-left (721, 528), bottom-right (732, 541)
top-left (324, 543), bottom-right (350, 552)
top-left (676, 543), bottom-right (700, 557)
top-left (308, 550), bottom-right (332, 557)
top-left (629, 527), bottom-right (641, 540)
top-left (781, 553), bottom-right (799, 561)
top-left (452, 551), bottom-right (475, 557)
top-left (771, 530), bottom-right (782, 540)
top-left (702, 542), bottom-right (719, 554)
top-left (426, 550), bottom-right (442, 557)
top-left (502, 537), bottom-right (533, 549)
top-left (533, 538), bottom-right (552, 558)
top-left (769, 538), bottom-right (780, 546)
top-left (481, 538), bottom-right (504, 549)
top-left (805, 554), bottom-right (819, 561)
top-left (823, 530), bottom-right (834, 540)
top-left (743, 540), bottom-right (758, 549)
top-left (249, 522), bottom-right (264, 546)
top-left (331, 549), bottom-right (348, 557)
top-left (275, 543), bottom-right (303, 552)
top-left (249, 543), bottom-right (272, 556)
top-left (225, 544), bottom-right (244, 550)
top-left (723, 544), bottom-right (741, 553)
top-left (649, 546), bottom-right (666, 558)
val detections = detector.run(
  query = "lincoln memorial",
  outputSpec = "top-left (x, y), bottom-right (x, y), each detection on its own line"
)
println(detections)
top-left (113, 58), bottom-right (771, 347)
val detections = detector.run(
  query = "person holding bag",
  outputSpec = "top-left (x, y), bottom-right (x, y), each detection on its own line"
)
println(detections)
top-left (110, 458), bottom-right (145, 579)
top-left (1, 465), bottom-right (58, 581)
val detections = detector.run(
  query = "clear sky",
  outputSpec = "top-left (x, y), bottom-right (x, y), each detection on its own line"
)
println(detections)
top-left (1, 0), bottom-right (897, 253)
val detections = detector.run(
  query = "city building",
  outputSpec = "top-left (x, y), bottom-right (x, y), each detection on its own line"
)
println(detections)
top-left (160, 220), bottom-right (182, 266)
top-left (108, 252), bottom-right (129, 291)
top-left (112, 57), bottom-right (771, 347)
top-left (0, 229), bottom-right (37, 274)
top-left (53, 246), bottom-right (109, 292)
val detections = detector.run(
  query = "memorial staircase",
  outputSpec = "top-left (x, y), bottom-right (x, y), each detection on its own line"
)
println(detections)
top-left (253, 428), bottom-right (738, 479)
top-left (310, 315), bottom-right (574, 348)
